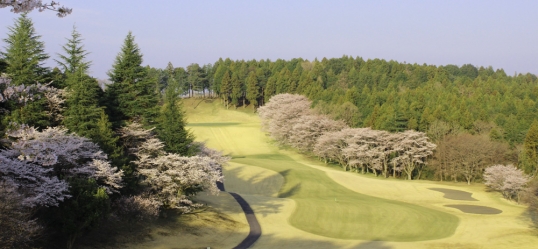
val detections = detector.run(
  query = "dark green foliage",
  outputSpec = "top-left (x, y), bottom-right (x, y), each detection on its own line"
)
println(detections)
top-left (44, 179), bottom-right (110, 249)
top-left (156, 85), bottom-right (195, 156)
top-left (63, 68), bottom-right (104, 136)
top-left (1, 14), bottom-right (49, 85)
top-left (231, 72), bottom-right (242, 107)
top-left (55, 26), bottom-right (90, 76)
top-left (220, 70), bottom-right (232, 108)
top-left (105, 32), bottom-right (158, 128)
top-left (522, 120), bottom-right (538, 176)
top-left (246, 71), bottom-right (260, 109)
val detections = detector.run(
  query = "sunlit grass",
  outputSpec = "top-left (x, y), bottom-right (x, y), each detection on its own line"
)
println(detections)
top-left (185, 99), bottom-right (458, 241)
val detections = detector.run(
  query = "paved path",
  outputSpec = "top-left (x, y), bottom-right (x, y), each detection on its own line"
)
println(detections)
top-left (216, 182), bottom-right (261, 249)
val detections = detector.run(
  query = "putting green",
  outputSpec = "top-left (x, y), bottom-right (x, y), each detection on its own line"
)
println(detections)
top-left (186, 100), bottom-right (458, 241)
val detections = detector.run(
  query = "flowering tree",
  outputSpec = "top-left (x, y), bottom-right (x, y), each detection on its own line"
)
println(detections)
top-left (392, 130), bottom-right (436, 180)
top-left (0, 125), bottom-right (123, 207)
top-left (484, 164), bottom-right (530, 201)
top-left (120, 123), bottom-right (226, 213)
top-left (258, 93), bottom-right (312, 144)
top-left (0, 0), bottom-right (71, 17)
top-left (288, 114), bottom-right (347, 152)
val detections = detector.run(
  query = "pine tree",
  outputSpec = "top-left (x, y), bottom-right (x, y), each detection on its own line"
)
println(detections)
top-left (55, 26), bottom-right (90, 76)
top-left (105, 32), bottom-right (158, 127)
top-left (231, 72), bottom-right (242, 108)
top-left (220, 71), bottom-right (232, 109)
top-left (2, 14), bottom-right (49, 85)
top-left (522, 120), bottom-right (538, 175)
top-left (246, 71), bottom-right (259, 110)
top-left (63, 68), bottom-right (103, 136)
top-left (156, 83), bottom-right (195, 156)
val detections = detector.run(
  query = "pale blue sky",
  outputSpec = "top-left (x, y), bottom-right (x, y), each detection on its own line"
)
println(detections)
top-left (1, 1), bottom-right (537, 79)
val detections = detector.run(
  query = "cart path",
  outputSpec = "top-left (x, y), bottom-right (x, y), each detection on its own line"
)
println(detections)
top-left (217, 182), bottom-right (261, 249)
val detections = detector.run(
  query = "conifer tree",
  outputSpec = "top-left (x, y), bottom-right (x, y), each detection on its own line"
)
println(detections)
top-left (231, 72), bottom-right (242, 108)
top-left (2, 14), bottom-right (49, 86)
top-left (58, 30), bottom-right (121, 165)
top-left (105, 32), bottom-right (158, 127)
top-left (522, 120), bottom-right (538, 176)
top-left (220, 70), bottom-right (232, 109)
top-left (246, 71), bottom-right (260, 109)
top-left (55, 26), bottom-right (90, 77)
top-left (63, 68), bottom-right (103, 135)
top-left (156, 81), bottom-right (195, 156)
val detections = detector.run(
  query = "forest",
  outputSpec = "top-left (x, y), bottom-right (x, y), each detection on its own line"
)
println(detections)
top-left (1, 3), bottom-right (538, 248)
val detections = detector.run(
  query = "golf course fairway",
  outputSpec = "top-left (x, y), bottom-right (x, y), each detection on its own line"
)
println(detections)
top-left (180, 99), bottom-right (538, 249)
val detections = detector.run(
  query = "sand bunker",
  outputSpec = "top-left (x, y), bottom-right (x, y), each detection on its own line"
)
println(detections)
top-left (429, 188), bottom-right (478, 201)
top-left (445, 204), bottom-right (502, 214)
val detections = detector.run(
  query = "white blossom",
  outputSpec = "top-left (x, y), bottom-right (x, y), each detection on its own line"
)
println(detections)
top-left (0, 0), bottom-right (72, 17)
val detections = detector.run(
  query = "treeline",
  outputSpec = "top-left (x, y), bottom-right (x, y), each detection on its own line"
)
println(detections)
top-left (151, 53), bottom-right (538, 177)
top-left (0, 15), bottom-right (226, 248)
top-left (162, 56), bottom-right (537, 146)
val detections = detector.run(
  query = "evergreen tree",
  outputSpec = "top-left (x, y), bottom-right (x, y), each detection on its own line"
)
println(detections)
top-left (156, 82), bottom-right (195, 156)
top-left (55, 26), bottom-right (90, 76)
top-left (246, 71), bottom-right (260, 109)
top-left (522, 120), bottom-right (538, 175)
top-left (231, 72), bottom-right (242, 108)
top-left (1, 14), bottom-right (49, 85)
top-left (105, 32), bottom-right (158, 127)
top-left (220, 70), bottom-right (232, 109)
top-left (63, 68), bottom-right (103, 136)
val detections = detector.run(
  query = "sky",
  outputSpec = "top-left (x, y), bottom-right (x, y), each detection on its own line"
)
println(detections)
top-left (1, 1), bottom-right (537, 79)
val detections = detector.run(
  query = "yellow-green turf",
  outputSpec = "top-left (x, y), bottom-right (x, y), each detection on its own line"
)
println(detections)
top-left (186, 99), bottom-right (458, 241)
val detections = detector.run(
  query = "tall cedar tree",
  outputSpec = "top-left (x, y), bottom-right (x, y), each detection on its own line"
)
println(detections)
top-left (1, 14), bottom-right (50, 129)
top-left (246, 71), bottom-right (260, 109)
top-left (1, 14), bottom-right (49, 86)
top-left (105, 32), bottom-right (158, 128)
top-left (522, 120), bottom-right (538, 176)
top-left (220, 70), bottom-right (232, 109)
top-left (231, 72), bottom-right (242, 108)
top-left (55, 26), bottom-right (90, 76)
top-left (156, 80), bottom-right (195, 156)
top-left (58, 29), bottom-right (122, 165)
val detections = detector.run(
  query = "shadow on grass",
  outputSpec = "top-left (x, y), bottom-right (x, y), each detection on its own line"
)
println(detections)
top-left (252, 234), bottom-right (393, 249)
top-left (187, 122), bottom-right (241, 127)
top-left (278, 183), bottom-right (301, 198)
top-left (223, 167), bottom-right (284, 217)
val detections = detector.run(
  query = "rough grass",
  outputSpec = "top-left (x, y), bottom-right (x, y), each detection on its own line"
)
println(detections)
top-left (166, 98), bottom-right (538, 248)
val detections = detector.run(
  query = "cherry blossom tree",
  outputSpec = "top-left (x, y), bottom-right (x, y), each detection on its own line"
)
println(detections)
top-left (0, 0), bottom-right (71, 17)
top-left (392, 130), bottom-right (436, 180)
top-left (484, 164), bottom-right (530, 202)
top-left (258, 93), bottom-right (312, 144)
top-left (0, 125), bottom-right (123, 207)
top-left (120, 123), bottom-right (226, 213)
top-left (288, 114), bottom-right (347, 152)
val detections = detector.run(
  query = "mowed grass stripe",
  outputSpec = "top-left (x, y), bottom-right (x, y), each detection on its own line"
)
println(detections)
top-left (235, 155), bottom-right (459, 241)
